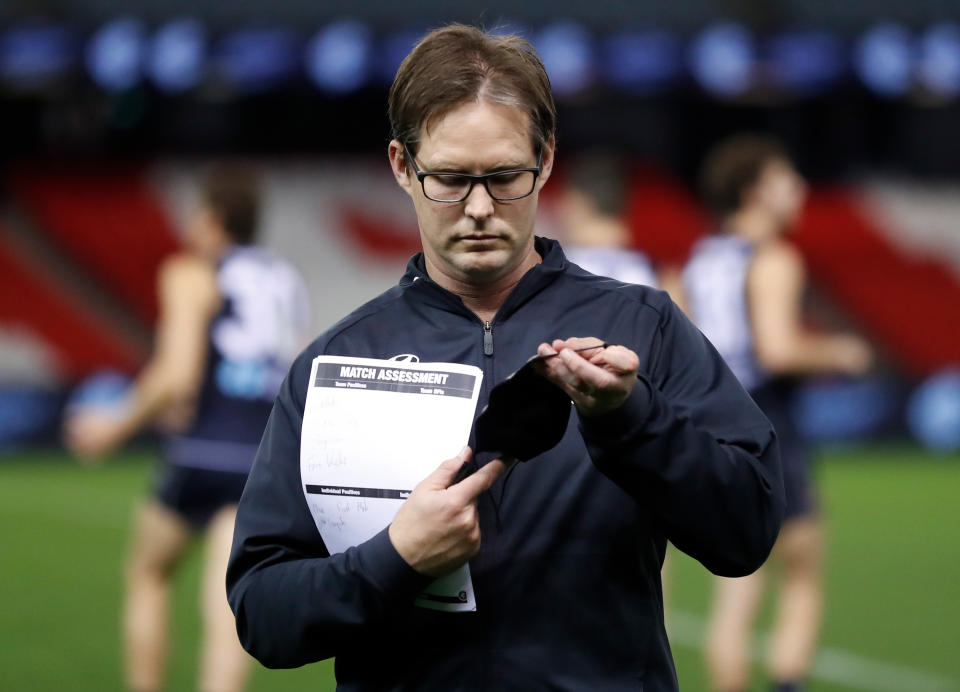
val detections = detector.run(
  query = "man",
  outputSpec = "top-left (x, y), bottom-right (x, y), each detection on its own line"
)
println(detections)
top-left (684, 135), bottom-right (872, 692)
top-left (66, 166), bottom-right (310, 692)
top-left (227, 25), bottom-right (783, 691)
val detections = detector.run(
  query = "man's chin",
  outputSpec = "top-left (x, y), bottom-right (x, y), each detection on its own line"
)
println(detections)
top-left (452, 249), bottom-right (513, 281)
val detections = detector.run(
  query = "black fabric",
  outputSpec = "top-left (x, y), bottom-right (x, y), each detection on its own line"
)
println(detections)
top-left (474, 353), bottom-right (573, 462)
top-left (772, 681), bottom-right (804, 692)
top-left (154, 464), bottom-right (248, 530)
top-left (227, 237), bottom-right (783, 691)
top-left (751, 378), bottom-right (816, 520)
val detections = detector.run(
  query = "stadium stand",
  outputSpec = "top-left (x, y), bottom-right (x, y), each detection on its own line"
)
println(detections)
top-left (795, 189), bottom-right (960, 377)
top-left (0, 225), bottom-right (143, 378)
top-left (8, 164), bottom-right (180, 324)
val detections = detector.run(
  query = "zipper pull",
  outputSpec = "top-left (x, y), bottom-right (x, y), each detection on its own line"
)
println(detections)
top-left (483, 321), bottom-right (494, 356)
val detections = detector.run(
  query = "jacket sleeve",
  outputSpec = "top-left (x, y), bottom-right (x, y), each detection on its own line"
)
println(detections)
top-left (580, 298), bottom-right (785, 577)
top-left (226, 352), bottom-right (431, 668)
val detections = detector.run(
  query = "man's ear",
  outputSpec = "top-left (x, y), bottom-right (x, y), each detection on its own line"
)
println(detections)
top-left (388, 140), bottom-right (414, 198)
top-left (740, 180), bottom-right (761, 212)
top-left (535, 136), bottom-right (557, 191)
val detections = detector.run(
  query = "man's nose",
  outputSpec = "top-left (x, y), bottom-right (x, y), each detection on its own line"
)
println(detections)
top-left (463, 181), bottom-right (495, 220)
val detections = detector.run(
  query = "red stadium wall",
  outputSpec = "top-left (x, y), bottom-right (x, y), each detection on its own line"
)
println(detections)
top-left (794, 190), bottom-right (960, 377)
top-left (9, 164), bottom-right (181, 325)
top-left (627, 167), bottom-right (708, 266)
top-left (0, 229), bottom-right (144, 378)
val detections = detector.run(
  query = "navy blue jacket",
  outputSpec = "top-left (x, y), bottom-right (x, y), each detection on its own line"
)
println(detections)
top-left (227, 237), bottom-right (784, 691)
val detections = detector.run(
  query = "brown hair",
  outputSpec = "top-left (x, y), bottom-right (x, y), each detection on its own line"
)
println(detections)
top-left (388, 24), bottom-right (556, 158)
top-left (200, 165), bottom-right (260, 245)
top-left (566, 151), bottom-right (630, 218)
top-left (699, 134), bottom-right (789, 218)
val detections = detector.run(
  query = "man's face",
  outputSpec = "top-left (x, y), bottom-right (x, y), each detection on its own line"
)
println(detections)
top-left (185, 203), bottom-right (227, 259)
top-left (389, 99), bottom-right (554, 286)
top-left (752, 158), bottom-right (807, 231)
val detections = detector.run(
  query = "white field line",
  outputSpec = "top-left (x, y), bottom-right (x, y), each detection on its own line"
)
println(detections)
top-left (668, 610), bottom-right (959, 692)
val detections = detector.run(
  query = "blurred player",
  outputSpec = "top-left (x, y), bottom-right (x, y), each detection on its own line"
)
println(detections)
top-left (558, 150), bottom-right (689, 607)
top-left (559, 151), bottom-right (659, 288)
top-left (685, 135), bottom-right (872, 692)
top-left (65, 166), bottom-right (310, 692)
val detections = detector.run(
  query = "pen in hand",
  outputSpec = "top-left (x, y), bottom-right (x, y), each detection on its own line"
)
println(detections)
top-left (539, 342), bottom-right (609, 359)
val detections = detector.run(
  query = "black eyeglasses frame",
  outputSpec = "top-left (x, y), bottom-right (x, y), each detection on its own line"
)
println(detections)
top-left (402, 143), bottom-right (543, 203)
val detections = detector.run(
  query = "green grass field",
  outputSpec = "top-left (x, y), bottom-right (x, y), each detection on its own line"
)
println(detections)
top-left (1, 445), bottom-right (958, 691)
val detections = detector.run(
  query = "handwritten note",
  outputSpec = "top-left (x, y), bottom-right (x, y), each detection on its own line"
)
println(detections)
top-left (300, 355), bottom-right (483, 612)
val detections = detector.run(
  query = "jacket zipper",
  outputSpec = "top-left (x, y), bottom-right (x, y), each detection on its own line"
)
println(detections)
top-left (483, 321), bottom-right (494, 356)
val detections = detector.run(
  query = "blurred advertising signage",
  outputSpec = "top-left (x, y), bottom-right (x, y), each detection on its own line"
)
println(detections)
top-left (533, 20), bottom-right (594, 96)
top-left (689, 22), bottom-right (756, 96)
top-left (305, 19), bottom-right (372, 93)
top-left (767, 30), bottom-right (846, 94)
top-left (86, 17), bottom-right (146, 91)
top-left (854, 23), bottom-right (914, 97)
top-left (212, 27), bottom-right (300, 92)
top-left (917, 23), bottom-right (960, 97)
top-left (602, 30), bottom-right (682, 94)
top-left (0, 23), bottom-right (78, 89)
top-left (147, 19), bottom-right (206, 93)
top-left (2, 18), bottom-right (960, 101)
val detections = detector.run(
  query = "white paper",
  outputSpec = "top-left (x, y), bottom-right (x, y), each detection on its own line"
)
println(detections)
top-left (300, 355), bottom-right (483, 612)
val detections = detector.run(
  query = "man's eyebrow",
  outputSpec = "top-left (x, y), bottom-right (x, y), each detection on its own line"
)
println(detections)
top-left (421, 160), bottom-right (532, 173)
top-left (487, 161), bottom-right (533, 172)
top-left (419, 161), bottom-right (469, 173)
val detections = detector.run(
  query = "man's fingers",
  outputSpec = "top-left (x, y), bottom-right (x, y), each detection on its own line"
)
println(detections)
top-left (537, 350), bottom-right (592, 396)
top-left (427, 446), bottom-right (472, 488)
top-left (538, 343), bottom-right (639, 397)
top-left (551, 336), bottom-right (605, 354)
top-left (539, 338), bottom-right (606, 368)
top-left (537, 342), bottom-right (557, 358)
top-left (559, 347), bottom-right (614, 385)
top-left (549, 338), bottom-right (638, 376)
top-left (567, 336), bottom-right (606, 351)
top-left (590, 345), bottom-right (639, 373)
top-left (451, 458), bottom-right (507, 500)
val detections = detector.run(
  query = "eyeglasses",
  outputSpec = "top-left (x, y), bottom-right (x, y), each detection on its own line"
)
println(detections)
top-left (403, 143), bottom-right (542, 203)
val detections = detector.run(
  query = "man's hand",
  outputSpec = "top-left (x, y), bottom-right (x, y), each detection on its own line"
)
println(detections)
top-left (833, 334), bottom-right (874, 376)
top-left (536, 337), bottom-right (640, 417)
top-left (388, 447), bottom-right (506, 578)
top-left (63, 409), bottom-right (127, 464)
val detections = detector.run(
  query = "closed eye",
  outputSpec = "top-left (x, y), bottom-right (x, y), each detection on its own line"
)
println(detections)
top-left (431, 174), bottom-right (471, 187)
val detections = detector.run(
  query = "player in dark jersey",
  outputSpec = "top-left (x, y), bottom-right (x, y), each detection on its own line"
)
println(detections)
top-left (684, 136), bottom-right (872, 692)
top-left (65, 166), bottom-right (309, 692)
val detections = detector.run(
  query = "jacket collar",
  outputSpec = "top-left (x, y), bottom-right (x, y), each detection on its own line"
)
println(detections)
top-left (399, 236), bottom-right (568, 323)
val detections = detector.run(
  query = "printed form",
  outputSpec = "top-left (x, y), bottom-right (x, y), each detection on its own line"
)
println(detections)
top-left (300, 355), bottom-right (483, 612)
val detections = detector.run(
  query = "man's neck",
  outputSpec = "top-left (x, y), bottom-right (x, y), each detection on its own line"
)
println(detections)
top-left (568, 218), bottom-right (629, 249)
top-left (726, 209), bottom-right (779, 245)
top-left (424, 246), bottom-right (541, 324)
